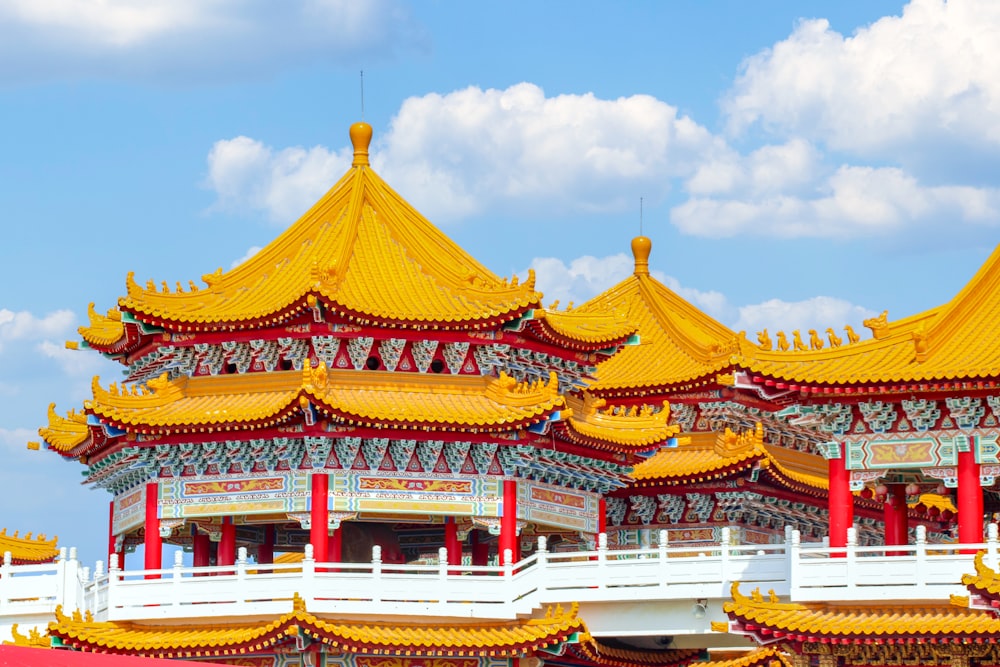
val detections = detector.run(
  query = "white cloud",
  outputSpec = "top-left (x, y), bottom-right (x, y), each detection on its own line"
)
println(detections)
top-left (733, 297), bottom-right (878, 344)
top-left (377, 84), bottom-right (722, 222)
top-left (231, 246), bottom-right (262, 268)
top-left (0, 0), bottom-right (425, 82)
top-left (673, 165), bottom-right (1000, 239)
top-left (205, 137), bottom-right (351, 224)
top-left (724, 0), bottom-right (1000, 158)
top-left (0, 309), bottom-right (76, 350)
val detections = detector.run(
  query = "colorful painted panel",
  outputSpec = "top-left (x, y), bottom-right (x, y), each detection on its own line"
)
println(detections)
top-left (111, 484), bottom-right (146, 536)
top-left (159, 472), bottom-right (309, 519)
top-left (845, 436), bottom-right (953, 470)
top-left (329, 472), bottom-right (501, 518)
top-left (520, 480), bottom-right (598, 533)
top-left (331, 657), bottom-right (505, 667)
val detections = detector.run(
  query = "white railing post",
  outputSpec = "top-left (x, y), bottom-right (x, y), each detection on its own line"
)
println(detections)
top-left (720, 527), bottom-right (731, 586)
top-left (987, 523), bottom-right (999, 570)
top-left (846, 527), bottom-right (857, 592)
top-left (371, 545), bottom-right (382, 604)
top-left (236, 546), bottom-right (248, 607)
top-left (62, 547), bottom-right (82, 613)
top-left (172, 550), bottom-right (184, 609)
top-left (914, 524), bottom-right (927, 586)
top-left (658, 529), bottom-right (668, 589)
top-left (302, 544), bottom-right (316, 608)
top-left (788, 529), bottom-right (800, 598)
top-left (438, 547), bottom-right (449, 580)
top-left (107, 553), bottom-right (120, 617)
top-left (503, 549), bottom-right (513, 579)
top-left (597, 533), bottom-right (608, 590)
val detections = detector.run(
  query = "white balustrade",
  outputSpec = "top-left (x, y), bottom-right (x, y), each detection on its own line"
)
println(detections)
top-left (2, 525), bottom-right (998, 625)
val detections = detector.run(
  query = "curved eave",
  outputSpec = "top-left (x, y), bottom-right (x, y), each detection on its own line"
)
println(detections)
top-left (554, 397), bottom-right (678, 453)
top-left (38, 403), bottom-right (92, 457)
top-left (0, 531), bottom-right (59, 564)
top-left (567, 637), bottom-right (706, 667)
top-left (724, 583), bottom-right (1000, 643)
top-left (962, 552), bottom-right (1000, 601)
top-left (116, 156), bottom-right (543, 332)
top-left (525, 310), bottom-right (638, 352)
top-left (86, 367), bottom-right (565, 436)
top-left (49, 598), bottom-right (585, 658)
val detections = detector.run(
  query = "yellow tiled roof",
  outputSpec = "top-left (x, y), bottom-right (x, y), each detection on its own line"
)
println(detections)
top-left (570, 635), bottom-right (705, 667)
top-left (631, 425), bottom-right (828, 490)
top-left (0, 529), bottom-right (58, 564)
top-left (733, 243), bottom-right (1000, 385)
top-left (38, 403), bottom-right (89, 453)
top-left (724, 583), bottom-right (1000, 640)
top-left (529, 308), bottom-right (638, 348)
top-left (47, 596), bottom-right (585, 658)
top-left (580, 238), bottom-right (741, 392)
top-left (78, 302), bottom-right (126, 348)
top-left (703, 647), bottom-right (791, 667)
top-left (115, 123), bottom-right (541, 332)
top-left (86, 364), bottom-right (563, 433)
top-left (561, 394), bottom-right (679, 451)
top-left (961, 551), bottom-right (1000, 599)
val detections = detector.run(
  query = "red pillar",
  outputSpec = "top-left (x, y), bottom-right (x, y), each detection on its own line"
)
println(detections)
top-left (108, 500), bottom-right (117, 566)
top-left (598, 497), bottom-right (607, 535)
top-left (470, 530), bottom-right (489, 566)
top-left (310, 472), bottom-right (329, 563)
top-left (958, 447), bottom-right (984, 548)
top-left (328, 526), bottom-right (342, 566)
top-left (143, 482), bottom-right (162, 577)
top-left (258, 525), bottom-right (275, 565)
top-left (445, 517), bottom-right (462, 566)
top-left (500, 479), bottom-right (518, 564)
top-left (883, 484), bottom-right (908, 555)
top-left (218, 517), bottom-right (236, 567)
top-left (192, 533), bottom-right (211, 568)
top-left (828, 443), bottom-right (853, 554)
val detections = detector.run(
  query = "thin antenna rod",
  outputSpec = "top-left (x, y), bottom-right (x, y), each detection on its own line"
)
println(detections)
top-left (640, 197), bottom-right (644, 236)
top-left (360, 70), bottom-right (365, 121)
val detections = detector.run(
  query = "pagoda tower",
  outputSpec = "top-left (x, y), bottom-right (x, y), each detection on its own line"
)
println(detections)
top-left (39, 122), bottom-right (676, 576)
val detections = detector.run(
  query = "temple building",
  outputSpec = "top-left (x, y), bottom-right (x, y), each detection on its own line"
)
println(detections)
top-left (5, 120), bottom-right (1000, 667)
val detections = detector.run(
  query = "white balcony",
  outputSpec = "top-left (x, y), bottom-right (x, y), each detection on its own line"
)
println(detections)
top-left (1, 524), bottom-right (996, 640)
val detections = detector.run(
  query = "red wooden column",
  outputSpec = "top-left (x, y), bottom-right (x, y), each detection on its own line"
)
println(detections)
top-left (958, 447), bottom-right (984, 548)
top-left (143, 482), bottom-right (162, 577)
top-left (107, 500), bottom-right (117, 567)
top-left (500, 479), bottom-right (518, 564)
top-left (598, 498), bottom-right (607, 535)
top-left (883, 484), bottom-right (908, 555)
top-left (328, 526), bottom-right (342, 564)
top-left (828, 442), bottom-right (854, 555)
top-left (218, 517), bottom-right (236, 567)
top-left (445, 517), bottom-right (462, 566)
top-left (310, 472), bottom-right (329, 563)
top-left (258, 525), bottom-right (275, 565)
top-left (470, 530), bottom-right (489, 566)
top-left (192, 532), bottom-right (211, 568)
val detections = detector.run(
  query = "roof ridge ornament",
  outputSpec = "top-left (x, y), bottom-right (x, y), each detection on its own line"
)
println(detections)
top-left (631, 236), bottom-right (651, 276)
top-left (350, 122), bottom-right (372, 167)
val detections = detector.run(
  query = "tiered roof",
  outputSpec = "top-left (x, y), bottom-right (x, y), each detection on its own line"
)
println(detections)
top-left (0, 529), bottom-right (59, 564)
top-left (42, 596), bottom-right (585, 659)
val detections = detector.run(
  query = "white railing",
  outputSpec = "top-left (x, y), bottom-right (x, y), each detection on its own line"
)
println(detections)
top-left (4, 524), bottom-right (998, 624)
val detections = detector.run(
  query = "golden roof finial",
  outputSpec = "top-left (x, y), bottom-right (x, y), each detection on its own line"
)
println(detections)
top-left (631, 236), bottom-right (651, 276)
top-left (350, 122), bottom-right (373, 167)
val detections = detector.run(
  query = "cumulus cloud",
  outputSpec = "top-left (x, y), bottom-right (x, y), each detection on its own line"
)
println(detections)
top-left (0, 0), bottom-right (426, 82)
top-left (205, 137), bottom-right (351, 224)
top-left (733, 297), bottom-right (878, 341)
top-left (204, 83), bottom-right (723, 224)
top-left (377, 84), bottom-right (722, 221)
top-left (724, 0), bottom-right (1000, 160)
top-left (0, 308), bottom-right (76, 350)
top-left (674, 165), bottom-right (1000, 239)
top-left (230, 245), bottom-right (263, 268)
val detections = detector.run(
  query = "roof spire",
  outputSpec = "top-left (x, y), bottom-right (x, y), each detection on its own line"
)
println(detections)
top-left (631, 236), bottom-right (651, 276)
top-left (350, 121), bottom-right (372, 167)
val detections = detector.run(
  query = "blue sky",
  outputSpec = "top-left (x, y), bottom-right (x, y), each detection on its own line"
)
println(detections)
top-left (2, 0), bottom-right (999, 564)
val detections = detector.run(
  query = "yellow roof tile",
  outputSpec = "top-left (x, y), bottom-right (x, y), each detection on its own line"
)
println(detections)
top-left (78, 302), bottom-right (125, 348)
top-left (48, 596), bottom-right (586, 658)
top-left (529, 308), bottom-right (638, 347)
top-left (561, 394), bottom-right (679, 450)
top-left (735, 243), bottom-right (1000, 385)
top-left (631, 425), bottom-right (828, 490)
top-left (569, 635), bottom-right (706, 667)
top-left (37, 403), bottom-right (89, 453)
top-left (0, 529), bottom-right (59, 564)
top-left (579, 238), bottom-right (740, 392)
top-left (724, 583), bottom-right (1000, 639)
top-left (87, 364), bottom-right (564, 432)
top-left (117, 123), bottom-right (541, 331)
top-left (961, 551), bottom-right (1000, 599)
